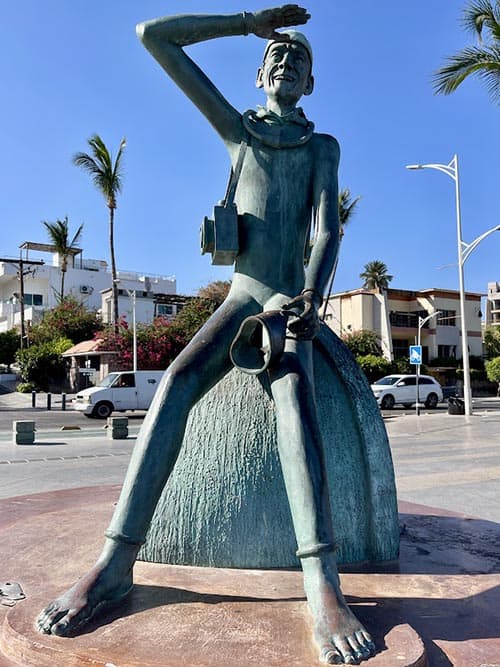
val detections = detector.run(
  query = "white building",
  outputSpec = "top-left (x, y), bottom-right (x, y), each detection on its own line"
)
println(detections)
top-left (485, 282), bottom-right (500, 328)
top-left (0, 241), bottom-right (176, 334)
top-left (323, 286), bottom-right (483, 362)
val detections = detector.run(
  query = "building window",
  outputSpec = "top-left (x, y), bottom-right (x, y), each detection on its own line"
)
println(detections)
top-left (392, 339), bottom-right (409, 358)
top-left (438, 310), bottom-right (456, 326)
top-left (157, 304), bottom-right (174, 316)
top-left (390, 312), bottom-right (417, 327)
top-left (390, 311), bottom-right (429, 328)
top-left (24, 293), bottom-right (43, 306)
top-left (438, 345), bottom-right (456, 359)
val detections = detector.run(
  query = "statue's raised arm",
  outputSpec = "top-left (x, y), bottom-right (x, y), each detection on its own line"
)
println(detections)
top-left (136, 5), bottom-right (310, 144)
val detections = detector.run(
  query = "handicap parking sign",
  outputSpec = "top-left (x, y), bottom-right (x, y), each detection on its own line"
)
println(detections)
top-left (409, 345), bottom-right (422, 365)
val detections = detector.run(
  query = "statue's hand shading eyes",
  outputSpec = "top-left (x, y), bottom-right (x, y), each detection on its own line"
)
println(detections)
top-left (247, 5), bottom-right (311, 40)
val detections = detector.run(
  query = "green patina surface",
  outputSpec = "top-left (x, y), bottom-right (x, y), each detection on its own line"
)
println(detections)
top-left (140, 325), bottom-right (399, 568)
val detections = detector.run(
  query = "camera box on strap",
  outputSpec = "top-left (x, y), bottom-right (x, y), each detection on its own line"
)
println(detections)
top-left (200, 137), bottom-right (248, 266)
top-left (200, 203), bottom-right (239, 265)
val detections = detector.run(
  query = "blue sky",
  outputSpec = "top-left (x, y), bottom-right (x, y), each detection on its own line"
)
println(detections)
top-left (3, 1), bottom-right (499, 297)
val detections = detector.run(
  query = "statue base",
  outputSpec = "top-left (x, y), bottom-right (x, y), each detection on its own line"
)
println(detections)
top-left (140, 327), bottom-right (400, 568)
top-left (2, 486), bottom-right (500, 666)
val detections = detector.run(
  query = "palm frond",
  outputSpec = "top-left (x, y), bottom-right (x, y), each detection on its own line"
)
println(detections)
top-left (360, 260), bottom-right (393, 291)
top-left (338, 188), bottom-right (361, 228)
top-left (111, 138), bottom-right (127, 195)
top-left (73, 134), bottom-right (126, 202)
top-left (42, 216), bottom-right (83, 251)
top-left (68, 223), bottom-right (84, 248)
top-left (434, 45), bottom-right (500, 99)
top-left (462, 0), bottom-right (500, 40)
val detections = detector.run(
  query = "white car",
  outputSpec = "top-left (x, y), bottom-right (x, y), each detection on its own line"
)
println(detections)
top-left (371, 374), bottom-right (443, 410)
top-left (73, 370), bottom-right (164, 418)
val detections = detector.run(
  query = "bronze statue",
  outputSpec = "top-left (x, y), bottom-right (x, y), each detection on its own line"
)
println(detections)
top-left (37, 6), bottom-right (376, 663)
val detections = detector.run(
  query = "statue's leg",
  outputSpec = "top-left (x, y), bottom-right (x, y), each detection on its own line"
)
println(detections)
top-left (268, 339), bottom-right (376, 665)
top-left (37, 294), bottom-right (260, 637)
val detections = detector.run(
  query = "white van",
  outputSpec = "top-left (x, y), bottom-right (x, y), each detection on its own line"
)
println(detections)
top-left (73, 370), bottom-right (165, 418)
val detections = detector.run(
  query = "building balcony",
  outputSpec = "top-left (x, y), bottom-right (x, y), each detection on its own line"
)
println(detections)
top-left (389, 311), bottom-right (429, 328)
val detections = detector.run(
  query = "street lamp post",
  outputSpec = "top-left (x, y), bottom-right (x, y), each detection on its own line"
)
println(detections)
top-left (406, 154), bottom-right (500, 416)
top-left (127, 289), bottom-right (137, 373)
top-left (415, 311), bottom-right (441, 416)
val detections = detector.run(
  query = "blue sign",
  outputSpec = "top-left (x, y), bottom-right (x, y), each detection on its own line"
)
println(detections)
top-left (409, 345), bottom-right (422, 365)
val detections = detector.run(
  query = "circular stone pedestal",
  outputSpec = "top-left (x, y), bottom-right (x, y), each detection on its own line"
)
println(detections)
top-left (0, 487), bottom-right (426, 667)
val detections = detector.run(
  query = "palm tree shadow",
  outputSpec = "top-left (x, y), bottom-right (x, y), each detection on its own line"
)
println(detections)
top-left (74, 581), bottom-right (499, 666)
top-left (341, 513), bottom-right (500, 576)
top-left (77, 584), bottom-right (306, 637)
top-left (76, 510), bottom-right (500, 666)
top-left (349, 584), bottom-right (500, 667)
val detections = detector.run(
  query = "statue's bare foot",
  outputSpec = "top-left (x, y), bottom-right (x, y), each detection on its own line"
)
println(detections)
top-left (36, 541), bottom-right (138, 636)
top-left (302, 555), bottom-right (376, 664)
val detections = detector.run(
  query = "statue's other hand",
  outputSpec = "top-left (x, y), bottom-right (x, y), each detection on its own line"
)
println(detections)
top-left (282, 291), bottom-right (320, 340)
top-left (248, 5), bottom-right (310, 40)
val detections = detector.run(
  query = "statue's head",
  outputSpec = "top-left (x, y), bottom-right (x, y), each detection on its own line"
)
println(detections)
top-left (256, 30), bottom-right (314, 104)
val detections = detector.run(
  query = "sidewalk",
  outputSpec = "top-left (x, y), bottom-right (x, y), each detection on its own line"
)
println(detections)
top-left (0, 390), bottom-right (75, 410)
top-left (385, 403), bottom-right (500, 523)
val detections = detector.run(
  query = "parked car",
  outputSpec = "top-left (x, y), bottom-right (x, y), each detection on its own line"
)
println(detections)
top-left (73, 370), bottom-right (164, 418)
top-left (371, 374), bottom-right (443, 410)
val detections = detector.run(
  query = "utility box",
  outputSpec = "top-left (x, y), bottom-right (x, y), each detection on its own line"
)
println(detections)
top-left (448, 397), bottom-right (465, 415)
top-left (107, 416), bottom-right (129, 440)
top-left (13, 421), bottom-right (35, 445)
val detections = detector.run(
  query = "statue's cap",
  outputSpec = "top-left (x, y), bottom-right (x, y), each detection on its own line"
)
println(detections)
top-left (262, 30), bottom-right (313, 67)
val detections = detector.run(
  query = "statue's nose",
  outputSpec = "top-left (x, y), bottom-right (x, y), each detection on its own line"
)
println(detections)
top-left (278, 55), bottom-right (292, 70)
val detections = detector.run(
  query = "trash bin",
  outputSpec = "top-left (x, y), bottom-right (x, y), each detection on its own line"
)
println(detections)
top-left (448, 396), bottom-right (465, 415)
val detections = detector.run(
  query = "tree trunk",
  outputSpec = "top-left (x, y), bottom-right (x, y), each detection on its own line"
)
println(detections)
top-left (60, 259), bottom-right (66, 301)
top-left (109, 207), bottom-right (119, 330)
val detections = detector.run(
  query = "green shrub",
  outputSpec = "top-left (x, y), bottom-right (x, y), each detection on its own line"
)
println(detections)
top-left (356, 354), bottom-right (392, 383)
top-left (484, 328), bottom-right (500, 358)
top-left (342, 330), bottom-right (382, 357)
top-left (390, 357), bottom-right (412, 374)
top-left (485, 357), bottom-right (500, 384)
top-left (455, 368), bottom-right (488, 381)
top-left (0, 329), bottom-right (20, 368)
top-left (16, 337), bottom-right (73, 391)
top-left (29, 297), bottom-right (100, 345)
top-left (16, 382), bottom-right (37, 393)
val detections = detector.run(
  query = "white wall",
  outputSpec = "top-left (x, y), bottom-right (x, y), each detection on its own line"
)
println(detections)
top-left (0, 255), bottom-right (176, 333)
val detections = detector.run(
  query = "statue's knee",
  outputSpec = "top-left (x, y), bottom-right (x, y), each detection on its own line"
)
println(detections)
top-left (162, 364), bottom-right (202, 404)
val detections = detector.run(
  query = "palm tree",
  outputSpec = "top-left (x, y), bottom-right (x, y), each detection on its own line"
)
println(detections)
top-left (321, 188), bottom-right (361, 320)
top-left (433, 0), bottom-right (500, 103)
top-left (338, 187), bottom-right (362, 231)
top-left (73, 135), bottom-right (126, 328)
top-left (360, 260), bottom-right (393, 292)
top-left (43, 216), bottom-right (83, 301)
top-left (360, 260), bottom-right (394, 360)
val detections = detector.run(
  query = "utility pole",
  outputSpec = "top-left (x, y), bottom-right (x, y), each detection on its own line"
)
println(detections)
top-left (0, 256), bottom-right (44, 348)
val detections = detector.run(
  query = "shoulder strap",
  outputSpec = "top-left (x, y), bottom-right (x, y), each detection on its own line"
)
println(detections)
top-left (223, 136), bottom-right (249, 208)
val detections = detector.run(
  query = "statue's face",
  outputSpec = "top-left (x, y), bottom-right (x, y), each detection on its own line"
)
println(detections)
top-left (257, 41), bottom-right (313, 104)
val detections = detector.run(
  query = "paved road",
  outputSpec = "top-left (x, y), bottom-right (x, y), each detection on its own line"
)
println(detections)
top-left (385, 402), bottom-right (500, 523)
top-left (381, 395), bottom-right (500, 418)
top-left (1, 391), bottom-right (500, 524)
top-left (0, 390), bottom-right (146, 431)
